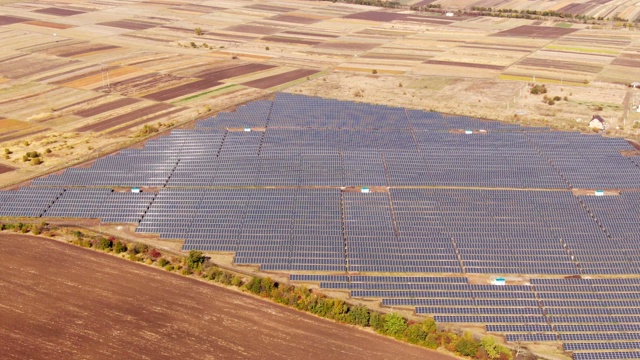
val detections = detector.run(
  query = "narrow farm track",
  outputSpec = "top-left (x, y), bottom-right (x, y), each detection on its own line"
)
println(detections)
top-left (0, 235), bottom-right (456, 360)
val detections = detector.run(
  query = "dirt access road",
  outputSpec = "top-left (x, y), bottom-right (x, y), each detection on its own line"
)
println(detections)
top-left (0, 235), bottom-right (453, 360)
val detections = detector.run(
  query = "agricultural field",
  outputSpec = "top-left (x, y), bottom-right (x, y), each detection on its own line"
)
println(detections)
top-left (0, 0), bottom-right (638, 189)
top-left (0, 234), bottom-right (448, 360)
top-left (413, 0), bottom-right (640, 22)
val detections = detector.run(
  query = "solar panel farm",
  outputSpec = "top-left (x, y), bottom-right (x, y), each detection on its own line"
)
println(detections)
top-left (1, 0), bottom-right (640, 359)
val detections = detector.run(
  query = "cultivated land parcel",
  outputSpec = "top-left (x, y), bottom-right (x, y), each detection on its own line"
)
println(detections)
top-left (2, 0), bottom-right (640, 359)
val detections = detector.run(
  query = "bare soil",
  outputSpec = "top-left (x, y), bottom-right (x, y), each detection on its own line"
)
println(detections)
top-left (0, 234), bottom-right (456, 360)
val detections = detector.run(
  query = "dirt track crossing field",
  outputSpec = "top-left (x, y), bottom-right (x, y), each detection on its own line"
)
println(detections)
top-left (0, 235), bottom-right (454, 360)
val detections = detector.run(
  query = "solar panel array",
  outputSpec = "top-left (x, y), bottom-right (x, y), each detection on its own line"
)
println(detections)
top-left (28, 93), bottom-right (640, 190)
top-left (292, 275), bottom-right (640, 360)
top-left (3, 93), bottom-right (640, 359)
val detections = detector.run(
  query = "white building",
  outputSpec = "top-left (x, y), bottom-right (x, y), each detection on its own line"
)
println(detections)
top-left (589, 115), bottom-right (606, 130)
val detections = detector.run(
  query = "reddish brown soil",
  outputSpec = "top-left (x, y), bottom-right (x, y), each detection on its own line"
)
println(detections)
top-left (612, 58), bottom-right (640, 68)
top-left (246, 4), bottom-right (294, 12)
top-left (225, 24), bottom-right (282, 35)
top-left (105, 107), bottom-right (187, 135)
top-left (57, 45), bottom-right (120, 58)
top-left (0, 164), bottom-right (15, 174)
top-left (268, 14), bottom-right (322, 25)
top-left (493, 25), bottom-right (578, 39)
top-left (99, 20), bottom-right (157, 30)
top-left (517, 58), bottom-right (602, 73)
top-left (144, 79), bottom-right (221, 101)
top-left (194, 63), bottom-right (276, 81)
top-left (74, 98), bottom-right (142, 117)
top-left (33, 7), bottom-right (86, 16)
top-left (282, 30), bottom-right (338, 38)
top-left (0, 235), bottom-right (453, 360)
top-left (0, 15), bottom-right (31, 26)
top-left (54, 94), bottom-right (110, 112)
top-left (263, 36), bottom-right (321, 46)
top-left (76, 103), bottom-right (176, 132)
top-left (24, 20), bottom-right (73, 29)
top-left (424, 60), bottom-right (505, 71)
top-left (170, 4), bottom-right (225, 13)
top-left (315, 42), bottom-right (381, 51)
top-left (242, 69), bottom-right (318, 89)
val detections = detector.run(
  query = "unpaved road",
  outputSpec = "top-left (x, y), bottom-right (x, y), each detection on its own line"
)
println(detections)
top-left (0, 235), bottom-right (453, 360)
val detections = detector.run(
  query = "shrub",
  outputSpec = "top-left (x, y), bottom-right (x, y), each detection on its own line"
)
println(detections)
top-left (246, 276), bottom-right (262, 294)
top-left (231, 275), bottom-right (244, 287)
top-left (149, 248), bottom-right (162, 260)
top-left (113, 241), bottom-right (127, 254)
top-left (455, 332), bottom-right (480, 357)
top-left (404, 323), bottom-right (428, 344)
top-left (547, 99), bottom-right (555, 105)
top-left (45, 148), bottom-right (52, 154)
top-left (553, 96), bottom-right (561, 101)
top-left (95, 237), bottom-right (113, 250)
top-left (369, 311), bottom-right (386, 332)
top-left (481, 336), bottom-right (513, 360)
top-left (194, 27), bottom-right (203, 35)
top-left (186, 250), bottom-right (205, 270)
top-left (4, 148), bottom-right (11, 154)
top-left (265, 46), bottom-right (270, 50)
top-left (157, 258), bottom-right (169, 267)
top-left (346, 305), bottom-right (370, 326)
top-left (165, 264), bottom-right (174, 271)
top-left (383, 312), bottom-right (407, 338)
top-left (530, 84), bottom-right (547, 95)
top-left (372, 69), bottom-right (378, 74)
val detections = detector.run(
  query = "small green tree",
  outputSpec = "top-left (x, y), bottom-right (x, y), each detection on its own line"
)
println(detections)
top-left (113, 241), bottom-right (127, 253)
top-left (481, 336), bottom-right (512, 360)
top-left (347, 305), bottom-right (370, 326)
top-left (455, 332), bottom-right (480, 357)
top-left (186, 250), bottom-right (205, 270)
top-left (404, 323), bottom-right (427, 344)
top-left (383, 312), bottom-right (407, 338)
top-left (369, 311), bottom-right (386, 332)
top-left (31, 157), bottom-right (42, 165)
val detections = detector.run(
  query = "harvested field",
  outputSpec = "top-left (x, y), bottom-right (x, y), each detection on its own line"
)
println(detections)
top-left (268, 14), bottom-right (325, 25)
top-left (144, 79), bottom-right (222, 101)
top-left (0, 163), bottom-right (15, 174)
top-left (424, 60), bottom-right (505, 71)
top-left (195, 63), bottom-right (276, 82)
top-left (23, 20), bottom-right (74, 29)
top-left (242, 69), bottom-right (318, 89)
top-left (225, 24), bottom-right (282, 35)
top-left (73, 98), bottom-right (141, 117)
top-left (492, 25), bottom-right (578, 39)
top-left (33, 7), bottom-right (85, 16)
top-left (0, 16), bottom-right (31, 26)
top-left (99, 20), bottom-right (157, 31)
top-left (262, 35), bottom-right (321, 46)
top-left (516, 58), bottom-right (604, 73)
top-left (0, 235), bottom-right (448, 360)
top-left (75, 103), bottom-right (176, 132)
top-left (57, 45), bottom-right (120, 58)
top-left (0, 55), bottom-right (76, 79)
top-left (105, 107), bottom-right (188, 135)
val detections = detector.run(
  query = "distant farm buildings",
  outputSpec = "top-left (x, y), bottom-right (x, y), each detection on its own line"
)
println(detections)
top-left (629, 82), bottom-right (640, 88)
top-left (590, 115), bottom-right (606, 130)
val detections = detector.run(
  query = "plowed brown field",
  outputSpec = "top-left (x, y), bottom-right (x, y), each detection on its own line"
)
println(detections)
top-left (0, 235), bottom-right (454, 360)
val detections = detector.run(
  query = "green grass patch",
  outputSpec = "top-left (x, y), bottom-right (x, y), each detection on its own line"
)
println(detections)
top-left (555, 22), bottom-right (572, 28)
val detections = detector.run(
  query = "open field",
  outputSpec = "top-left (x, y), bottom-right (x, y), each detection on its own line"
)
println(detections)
top-left (0, 0), bottom-right (638, 189)
top-left (416, 0), bottom-right (640, 22)
top-left (0, 234), bottom-right (451, 360)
